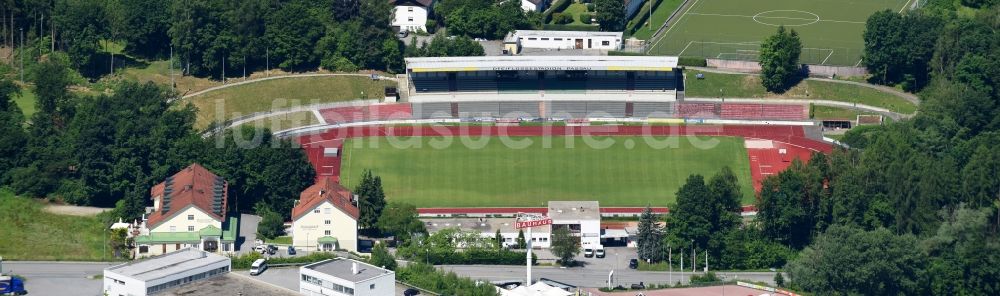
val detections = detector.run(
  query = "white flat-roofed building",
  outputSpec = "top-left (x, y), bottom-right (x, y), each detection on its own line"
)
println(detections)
top-left (391, 0), bottom-right (433, 32)
top-left (423, 218), bottom-right (553, 248)
top-left (103, 247), bottom-right (231, 296)
top-left (504, 30), bottom-right (624, 54)
top-left (300, 258), bottom-right (395, 296)
top-left (549, 201), bottom-right (602, 248)
top-left (521, 0), bottom-right (549, 12)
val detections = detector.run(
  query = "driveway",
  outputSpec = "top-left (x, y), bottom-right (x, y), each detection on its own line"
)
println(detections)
top-left (238, 214), bottom-right (262, 253)
top-left (234, 267), bottom-right (300, 292)
top-left (3, 261), bottom-right (113, 296)
top-left (441, 265), bottom-right (778, 288)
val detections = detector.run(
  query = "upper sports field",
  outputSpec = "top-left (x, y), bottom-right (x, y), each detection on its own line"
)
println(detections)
top-left (648, 0), bottom-right (911, 66)
top-left (339, 136), bottom-right (754, 207)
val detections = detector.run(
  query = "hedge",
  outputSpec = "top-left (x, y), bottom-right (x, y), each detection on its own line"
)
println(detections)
top-left (609, 51), bottom-right (647, 56)
top-left (404, 249), bottom-right (538, 265)
top-left (541, 24), bottom-right (601, 31)
top-left (678, 56), bottom-right (707, 67)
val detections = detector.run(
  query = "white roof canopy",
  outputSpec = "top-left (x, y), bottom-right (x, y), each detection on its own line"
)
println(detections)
top-left (406, 56), bottom-right (679, 73)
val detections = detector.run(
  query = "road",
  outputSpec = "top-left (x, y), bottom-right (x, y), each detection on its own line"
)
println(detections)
top-left (3, 261), bottom-right (113, 296)
top-left (441, 265), bottom-right (778, 288)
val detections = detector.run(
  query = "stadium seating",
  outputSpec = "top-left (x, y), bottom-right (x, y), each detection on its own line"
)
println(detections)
top-left (586, 101), bottom-right (627, 117)
top-left (586, 78), bottom-right (628, 92)
top-left (454, 78), bottom-right (498, 92)
top-left (319, 106), bottom-right (367, 123)
top-left (369, 104), bottom-right (413, 121)
top-left (677, 103), bottom-right (719, 118)
top-left (412, 78), bottom-right (450, 93)
top-left (548, 101), bottom-right (588, 118)
top-left (497, 79), bottom-right (539, 93)
top-left (499, 101), bottom-right (541, 118)
top-left (412, 102), bottom-right (455, 119)
top-left (720, 103), bottom-right (806, 120)
top-left (458, 102), bottom-right (501, 118)
top-left (632, 102), bottom-right (676, 118)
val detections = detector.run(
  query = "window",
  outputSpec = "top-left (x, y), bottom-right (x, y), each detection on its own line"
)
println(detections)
top-left (602, 41), bottom-right (610, 46)
top-left (188, 226), bottom-right (195, 231)
top-left (324, 220), bottom-right (331, 225)
top-left (541, 38), bottom-right (549, 41)
top-left (408, 17), bottom-right (413, 22)
top-left (325, 230), bottom-right (332, 235)
top-left (187, 215), bottom-right (194, 220)
top-left (313, 209), bottom-right (320, 214)
top-left (407, 7), bottom-right (413, 12)
top-left (139, 246), bottom-right (149, 254)
top-left (528, 38), bottom-right (537, 40)
top-left (370, 284), bottom-right (376, 289)
top-left (554, 38), bottom-right (563, 41)
top-left (169, 226), bottom-right (176, 232)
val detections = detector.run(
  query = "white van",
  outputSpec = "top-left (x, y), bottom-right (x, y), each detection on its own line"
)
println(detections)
top-left (250, 259), bottom-right (267, 276)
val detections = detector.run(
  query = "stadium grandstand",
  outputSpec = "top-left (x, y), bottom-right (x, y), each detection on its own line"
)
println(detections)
top-left (404, 56), bottom-right (683, 102)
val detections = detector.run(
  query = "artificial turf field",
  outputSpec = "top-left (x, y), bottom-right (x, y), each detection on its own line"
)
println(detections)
top-left (648, 0), bottom-right (911, 66)
top-left (339, 136), bottom-right (754, 207)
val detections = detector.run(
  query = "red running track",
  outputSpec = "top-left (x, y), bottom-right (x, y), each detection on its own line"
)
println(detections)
top-left (296, 124), bottom-right (831, 196)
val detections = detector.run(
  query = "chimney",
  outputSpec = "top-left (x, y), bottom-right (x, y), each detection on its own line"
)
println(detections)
top-left (319, 189), bottom-right (326, 196)
top-left (351, 262), bottom-right (358, 274)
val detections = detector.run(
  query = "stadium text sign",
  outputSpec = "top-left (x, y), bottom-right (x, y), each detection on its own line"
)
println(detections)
top-left (515, 217), bottom-right (552, 229)
top-left (492, 66), bottom-right (592, 71)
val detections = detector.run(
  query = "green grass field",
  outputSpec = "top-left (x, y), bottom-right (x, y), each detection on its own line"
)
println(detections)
top-left (14, 87), bottom-right (36, 117)
top-left (179, 76), bottom-right (395, 129)
top-left (648, 0), bottom-right (910, 65)
top-left (340, 136), bottom-right (754, 207)
top-left (0, 189), bottom-right (108, 261)
top-left (685, 70), bottom-right (917, 114)
top-left (630, 0), bottom-right (686, 40)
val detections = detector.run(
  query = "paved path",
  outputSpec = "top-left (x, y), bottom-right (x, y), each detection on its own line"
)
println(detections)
top-left (688, 66), bottom-right (920, 106)
top-left (238, 213), bottom-right (262, 253)
top-left (685, 97), bottom-right (910, 121)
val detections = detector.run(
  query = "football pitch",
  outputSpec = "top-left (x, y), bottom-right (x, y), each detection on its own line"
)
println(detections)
top-left (339, 136), bottom-right (754, 207)
top-left (648, 0), bottom-right (911, 66)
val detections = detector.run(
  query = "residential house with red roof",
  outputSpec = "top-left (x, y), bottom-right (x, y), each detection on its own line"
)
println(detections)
top-left (291, 177), bottom-right (360, 252)
top-left (132, 164), bottom-right (237, 258)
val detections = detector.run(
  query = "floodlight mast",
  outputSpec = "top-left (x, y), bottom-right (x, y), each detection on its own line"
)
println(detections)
top-left (515, 212), bottom-right (552, 287)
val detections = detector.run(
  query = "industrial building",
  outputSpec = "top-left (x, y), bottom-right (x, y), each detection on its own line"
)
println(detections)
top-left (103, 248), bottom-right (230, 296)
top-left (299, 258), bottom-right (395, 296)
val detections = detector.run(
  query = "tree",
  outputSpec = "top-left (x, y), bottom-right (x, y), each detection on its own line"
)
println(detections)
top-left (759, 25), bottom-right (802, 93)
top-left (786, 225), bottom-right (926, 295)
top-left (636, 206), bottom-right (664, 262)
top-left (550, 226), bottom-right (579, 266)
top-left (355, 170), bottom-right (387, 230)
top-left (922, 206), bottom-right (1000, 295)
top-left (109, 227), bottom-right (130, 259)
top-left (376, 202), bottom-right (426, 243)
top-left (116, 0), bottom-right (170, 58)
top-left (517, 229), bottom-right (527, 249)
top-left (264, 0), bottom-right (324, 71)
top-left (862, 10), bottom-right (942, 91)
top-left (666, 174), bottom-right (712, 249)
top-left (494, 229), bottom-right (503, 249)
top-left (774, 272), bottom-right (785, 288)
top-left (370, 243), bottom-right (397, 270)
top-left (595, 0), bottom-right (625, 31)
top-left (256, 204), bottom-right (285, 240)
top-left (0, 79), bottom-right (25, 183)
top-left (52, 0), bottom-right (107, 77)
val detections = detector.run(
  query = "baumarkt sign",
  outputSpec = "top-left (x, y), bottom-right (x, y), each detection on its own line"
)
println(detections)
top-left (515, 217), bottom-right (552, 229)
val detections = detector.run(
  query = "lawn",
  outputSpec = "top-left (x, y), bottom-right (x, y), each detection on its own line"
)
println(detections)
top-left (340, 136), bottom-right (754, 207)
top-left (0, 189), bottom-right (109, 261)
top-left (549, 3), bottom-right (592, 25)
top-left (630, 0), bottom-right (686, 40)
top-left (241, 110), bottom-right (320, 132)
top-left (14, 87), bottom-right (36, 117)
top-left (121, 60), bottom-right (222, 96)
top-left (684, 70), bottom-right (917, 114)
top-left (648, 0), bottom-right (910, 65)
top-left (264, 236), bottom-right (293, 245)
top-left (811, 105), bottom-right (871, 120)
top-left (179, 76), bottom-right (395, 129)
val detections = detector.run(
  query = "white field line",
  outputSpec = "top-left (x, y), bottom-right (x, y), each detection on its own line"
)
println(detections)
top-left (899, 0), bottom-right (913, 13)
top-left (312, 109), bottom-right (325, 124)
top-left (685, 12), bottom-right (866, 24)
top-left (678, 41), bottom-right (695, 56)
top-left (821, 49), bottom-right (835, 65)
top-left (649, 0), bottom-right (705, 52)
top-left (855, 59), bottom-right (864, 67)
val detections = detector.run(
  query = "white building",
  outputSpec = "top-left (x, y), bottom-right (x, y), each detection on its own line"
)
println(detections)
top-left (291, 177), bottom-right (360, 252)
top-left (548, 201), bottom-right (602, 248)
top-left (103, 248), bottom-right (230, 296)
top-left (503, 30), bottom-right (623, 54)
top-left (391, 0), bottom-right (433, 33)
top-left (299, 258), bottom-right (395, 296)
top-left (521, 0), bottom-right (549, 12)
top-left (133, 164), bottom-right (237, 258)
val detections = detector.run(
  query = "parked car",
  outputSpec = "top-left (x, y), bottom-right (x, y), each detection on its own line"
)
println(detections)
top-left (595, 247), bottom-right (606, 258)
top-left (287, 246), bottom-right (296, 255)
top-left (583, 248), bottom-right (594, 258)
top-left (630, 282), bottom-right (645, 290)
top-left (267, 245), bottom-right (277, 255)
top-left (250, 259), bottom-right (267, 276)
top-left (254, 245), bottom-right (267, 254)
top-left (628, 259), bottom-right (639, 269)
top-left (397, 30), bottom-right (408, 38)
top-left (403, 288), bottom-right (421, 296)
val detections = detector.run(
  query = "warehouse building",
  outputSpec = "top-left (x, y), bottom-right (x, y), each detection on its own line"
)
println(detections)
top-left (103, 248), bottom-right (230, 296)
top-left (503, 30), bottom-right (624, 54)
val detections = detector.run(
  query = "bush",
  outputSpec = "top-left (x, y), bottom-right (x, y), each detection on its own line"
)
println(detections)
top-left (230, 252), bottom-right (338, 269)
top-left (425, 19), bottom-right (437, 34)
top-left (541, 24), bottom-right (600, 31)
top-left (552, 13), bottom-right (573, 24)
top-left (678, 56), bottom-right (707, 67)
top-left (587, 3), bottom-right (596, 11)
top-left (544, 0), bottom-right (574, 23)
top-left (690, 272), bottom-right (721, 284)
top-left (580, 14), bottom-right (593, 24)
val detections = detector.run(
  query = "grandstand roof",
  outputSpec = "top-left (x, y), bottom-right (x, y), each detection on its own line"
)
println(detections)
top-left (405, 56), bottom-right (678, 73)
